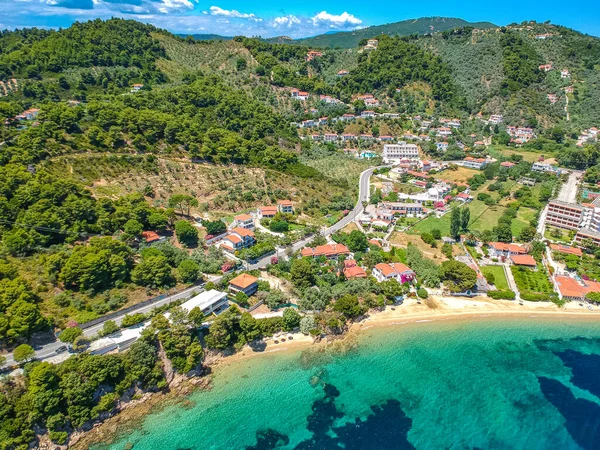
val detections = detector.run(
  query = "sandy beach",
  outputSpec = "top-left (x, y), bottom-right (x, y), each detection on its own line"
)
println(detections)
top-left (217, 295), bottom-right (600, 370)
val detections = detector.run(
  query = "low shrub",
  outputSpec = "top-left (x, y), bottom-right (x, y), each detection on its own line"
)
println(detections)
top-left (487, 290), bottom-right (516, 300)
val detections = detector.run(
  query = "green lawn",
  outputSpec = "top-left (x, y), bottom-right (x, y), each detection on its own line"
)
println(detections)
top-left (481, 265), bottom-right (510, 290)
top-left (544, 227), bottom-right (573, 244)
top-left (411, 199), bottom-right (506, 236)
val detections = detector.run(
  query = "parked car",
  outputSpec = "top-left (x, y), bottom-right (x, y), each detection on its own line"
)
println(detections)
top-left (55, 345), bottom-right (68, 354)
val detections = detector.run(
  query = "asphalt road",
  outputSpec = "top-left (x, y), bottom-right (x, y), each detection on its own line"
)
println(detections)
top-left (1, 165), bottom-right (386, 369)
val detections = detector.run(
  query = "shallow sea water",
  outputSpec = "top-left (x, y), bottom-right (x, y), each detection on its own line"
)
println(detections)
top-left (97, 317), bottom-right (600, 450)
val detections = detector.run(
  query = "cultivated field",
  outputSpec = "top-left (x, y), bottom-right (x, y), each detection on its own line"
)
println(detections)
top-left (42, 154), bottom-right (352, 221)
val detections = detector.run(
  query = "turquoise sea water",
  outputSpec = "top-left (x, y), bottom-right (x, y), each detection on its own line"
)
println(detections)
top-left (98, 317), bottom-right (600, 450)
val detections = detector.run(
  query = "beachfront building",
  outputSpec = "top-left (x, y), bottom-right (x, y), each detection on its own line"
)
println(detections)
top-left (229, 274), bottom-right (259, 297)
top-left (232, 214), bottom-right (255, 230)
top-left (554, 276), bottom-right (600, 301)
top-left (382, 142), bottom-right (419, 163)
top-left (301, 243), bottom-right (350, 259)
top-left (181, 290), bottom-right (229, 316)
top-left (372, 263), bottom-right (416, 283)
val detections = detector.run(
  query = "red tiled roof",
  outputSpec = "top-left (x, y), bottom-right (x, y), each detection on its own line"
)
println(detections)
top-left (344, 266), bottom-right (367, 278)
top-left (142, 231), bottom-right (160, 243)
top-left (224, 234), bottom-right (242, 244)
top-left (259, 206), bottom-right (278, 214)
top-left (278, 200), bottom-right (293, 206)
top-left (229, 273), bottom-right (258, 289)
top-left (510, 255), bottom-right (537, 266)
top-left (550, 244), bottom-right (582, 257)
top-left (235, 214), bottom-right (253, 221)
top-left (489, 242), bottom-right (527, 254)
top-left (301, 243), bottom-right (350, 257)
top-left (374, 263), bottom-right (412, 277)
top-left (231, 227), bottom-right (254, 238)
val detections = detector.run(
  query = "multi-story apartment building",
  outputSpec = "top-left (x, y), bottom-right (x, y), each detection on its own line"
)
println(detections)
top-left (382, 142), bottom-right (419, 163)
top-left (545, 200), bottom-right (600, 231)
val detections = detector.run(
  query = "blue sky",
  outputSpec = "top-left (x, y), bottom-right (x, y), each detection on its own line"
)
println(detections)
top-left (1, 0), bottom-right (599, 38)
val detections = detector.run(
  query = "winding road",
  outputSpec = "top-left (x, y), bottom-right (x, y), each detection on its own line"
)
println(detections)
top-left (1, 165), bottom-right (387, 369)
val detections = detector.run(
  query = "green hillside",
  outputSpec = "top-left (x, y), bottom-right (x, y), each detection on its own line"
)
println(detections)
top-left (295, 17), bottom-right (497, 48)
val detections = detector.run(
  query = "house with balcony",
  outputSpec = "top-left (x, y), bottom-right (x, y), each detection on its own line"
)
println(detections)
top-left (258, 205), bottom-right (278, 219)
top-left (372, 263), bottom-right (416, 283)
top-left (488, 242), bottom-right (528, 258)
top-left (221, 228), bottom-right (256, 252)
top-left (229, 273), bottom-right (259, 297)
top-left (232, 214), bottom-right (254, 230)
top-left (277, 200), bottom-right (293, 214)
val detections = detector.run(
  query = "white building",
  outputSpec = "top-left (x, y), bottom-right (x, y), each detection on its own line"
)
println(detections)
top-left (180, 289), bottom-right (229, 316)
top-left (382, 142), bottom-right (419, 163)
top-left (532, 162), bottom-right (563, 175)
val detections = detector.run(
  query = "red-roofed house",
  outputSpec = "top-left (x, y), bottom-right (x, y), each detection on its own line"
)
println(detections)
top-left (142, 231), bottom-right (163, 244)
top-left (554, 276), bottom-right (600, 301)
top-left (221, 227), bottom-right (256, 252)
top-left (277, 200), bottom-right (293, 214)
top-left (501, 161), bottom-right (516, 168)
top-left (510, 254), bottom-right (537, 267)
top-left (372, 263), bottom-right (415, 283)
top-left (456, 193), bottom-right (473, 203)
top-left (488, 242), bottom-right (528, 257)
top-left (369, 239), bottom-right (382, 248)
top-left (344, 265), bottom-right (367, 279)
top-left (232, 214), bottom-right (255, 230)
top-left (229, 273), bottom-right (259, 296)
top-left (549, 244), bottom-right (583, 257)
top-left (301, 243), bottom-right (350, 259)
top-left (258, 206), bottom-right (278, 219)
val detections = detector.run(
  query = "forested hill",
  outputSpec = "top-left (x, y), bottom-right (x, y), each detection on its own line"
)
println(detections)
top-left (0, 19), bottom-right (167, 81)
top-left (294, 17), bottom-right (497, 48)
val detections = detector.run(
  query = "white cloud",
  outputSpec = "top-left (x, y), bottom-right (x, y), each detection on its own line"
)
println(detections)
top-left (311, 11), bottom-right (362, 28)
top-left (273, 15), bottom-right (301, 28)
top-left (209, 6), bottom-right (261, 22)
top-left (159, 0), bottom-right (196, 10)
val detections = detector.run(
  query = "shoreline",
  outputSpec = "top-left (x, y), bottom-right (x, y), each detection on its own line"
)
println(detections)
top-left (69, 296), bottom-right (600, 449)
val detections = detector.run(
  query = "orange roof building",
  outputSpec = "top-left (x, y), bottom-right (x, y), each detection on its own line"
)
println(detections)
top-left (549, 244), bottom-right (583, 257)
top-left (555, 276), bottom-right (600, 300)
top-left (258, 206), bottom-right (278, 218)
top-left (301, 243), bottom-right (350, 259)
top-left (229, 273), bottom-right (259, 296)
top-left (489, 242), bottom-right (528, 255)
top-left (142, 231), bottom-right (161, 243)
top-left (510, 254), bottom-right (537, 267)
top-left (344, 265), bottom-right (367, 279)
top-left (372, 263), bottom-right (415, 283)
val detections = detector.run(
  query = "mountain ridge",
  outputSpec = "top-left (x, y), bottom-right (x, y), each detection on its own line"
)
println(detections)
top-left (177, 17), bottom-right (497, 47)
